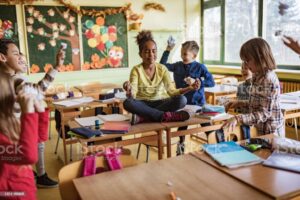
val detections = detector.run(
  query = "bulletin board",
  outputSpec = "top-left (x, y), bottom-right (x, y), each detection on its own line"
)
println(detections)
top-left (0, 5), bottom-right (19, 44)
top-left (81, 6), bottom-right (128, 70)
top-left (24, 5), bottom-right (80, 73)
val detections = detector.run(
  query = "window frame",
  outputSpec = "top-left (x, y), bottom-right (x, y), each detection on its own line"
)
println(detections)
top-left (200, 0), bottom-right (299, 70)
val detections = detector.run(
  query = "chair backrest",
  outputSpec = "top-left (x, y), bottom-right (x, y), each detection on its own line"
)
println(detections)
top-left (58, 155), bottom-right (138, 200)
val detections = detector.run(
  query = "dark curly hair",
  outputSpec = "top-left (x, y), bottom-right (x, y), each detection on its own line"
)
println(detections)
top-left (0, 39), bottom-right (16, 55)
top-left (136, 30), bottom-right (156, 53)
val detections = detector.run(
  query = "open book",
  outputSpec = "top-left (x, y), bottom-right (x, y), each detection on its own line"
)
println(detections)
top-left (203, 141), bottom-right (262, 168)
top-left (262, 138), bottom-right (300, 173)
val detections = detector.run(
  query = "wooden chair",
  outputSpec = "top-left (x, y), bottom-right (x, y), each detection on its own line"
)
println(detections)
top-left (58, 155), bottom-right (138, 200)
top-left (136, 131), bottom-right (178, 162)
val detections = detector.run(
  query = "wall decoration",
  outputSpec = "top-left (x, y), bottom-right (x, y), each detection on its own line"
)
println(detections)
top-left (81, 7), bottom-right (128, 70)
top-left (143, 2), bottom-right (166, 12)
top-left (0, 5), bottom-right (19, 42)
top-left (25, 5), bottom-right (80, 73)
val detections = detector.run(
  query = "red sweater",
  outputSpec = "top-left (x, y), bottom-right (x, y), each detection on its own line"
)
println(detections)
top-left (0, 111), bottom-right (48, 200)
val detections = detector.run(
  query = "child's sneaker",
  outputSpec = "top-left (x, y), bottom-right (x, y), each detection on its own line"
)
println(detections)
top-left (131, 114), bottom-right (146, 125)
top-left (36, 173), bottom-right (58, 188)
top-left (176, 142), bottom-right (185, 156)
top-left (162, 110), bottom-right (190, 122)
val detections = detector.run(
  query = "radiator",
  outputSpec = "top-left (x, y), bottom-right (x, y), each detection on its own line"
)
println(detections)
top-left (281, 81), bottom-right (300, 127)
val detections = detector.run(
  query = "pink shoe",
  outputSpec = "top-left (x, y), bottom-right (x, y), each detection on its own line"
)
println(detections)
top-left (162, 110), bottom-right (190, 122)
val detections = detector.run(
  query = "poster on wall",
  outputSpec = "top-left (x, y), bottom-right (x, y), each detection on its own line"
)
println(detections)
top-left (24, 5), bottom-right (80, 73)
top-left (0, 5), bottom-right (19, 44)
top-left (81, 6), bottom-right (128, 70)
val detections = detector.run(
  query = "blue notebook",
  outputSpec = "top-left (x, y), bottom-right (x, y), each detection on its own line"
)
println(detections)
top-left (203, 141), bottom-right (262, 168)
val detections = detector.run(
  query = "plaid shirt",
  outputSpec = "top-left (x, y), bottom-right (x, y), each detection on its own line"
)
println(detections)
top-left (236, 78), bottom-right (251, 114)
top-left (238, 70), bottom-right (284, 136)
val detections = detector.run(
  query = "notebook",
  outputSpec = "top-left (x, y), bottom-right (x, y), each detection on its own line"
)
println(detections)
top-left (75, 116), bottom-right (104, 127)
top-left (196, 112), bottom-right (227, 120)
top-left (98, 114), bottom-right (130, 122)
top-left (263, 151), bottom-right (300, 173)
top-left (203, 141), bottom-right (262, 168)
top-left (100, 121), bottom-right (131, 134)
top-left (53, 97), bottom-right (94, 107)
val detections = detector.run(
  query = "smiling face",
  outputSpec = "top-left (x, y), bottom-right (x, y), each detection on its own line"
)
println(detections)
top-left (181, 49), bottom-right (196, 64)
top-left (140, 41), bottom-right (157, 66)
top-left (0, 43), bottom-right (23, 74)
top-left (241, 63), bottom-right (253, 80)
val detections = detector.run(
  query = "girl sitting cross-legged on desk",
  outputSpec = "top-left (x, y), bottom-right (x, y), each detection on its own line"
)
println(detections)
top-left (123, 30), bottom-right (200, 124)
top-left (223, 38), bottom-right (284, 137)
top-left (0, 72), bottom-right (49, 200)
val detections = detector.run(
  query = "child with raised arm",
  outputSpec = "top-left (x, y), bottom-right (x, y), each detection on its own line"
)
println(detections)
top-left (160, 40), bottom-right (215, 155)
top-left (0, 72), bottom-right (48, 200)
top-left (123, 31), bottom-right (201, 125)
top-left (223, 38), bottom-right (284, 137)
top-left (0, 39), bottom-right (65, 188)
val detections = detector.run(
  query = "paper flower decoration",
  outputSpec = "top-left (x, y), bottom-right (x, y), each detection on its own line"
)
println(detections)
top-left (37, 28), bottom-right (44, 35)
top-left (63, 11), bottom-right (69, 19)
top-left (48, 9), bottom-right (55, 17)
top-left (27, 25), bottom-right (33, 33)
top-left (27, 6), bottom-right (34, 15)
top-left (65, 64), bottom-right (74, 71)
top-left (59, 24), bottom-right (66, 32)
top-left (52, 23), bottom-right (58, 30)
top-left (69, 29), bottom-right (75, 36)
top-left (69, 16), bottom-right (75, 23)
top-left (96, 17), bottom-right (105, 26)
top-left (33, 10), bottom-right (40, 18)
top-left (37, 43), bottom-right (45, 51)
top-left (2, 20), bottom-right (12, 30)
top-left (44, 63), bottom-right (53, 72)
top-left (37, 14), bottom-right (44, 22)
top-left (27, 17), bottom-right (34, 25)
top-left (53, 31), bottom-right (59, 38)
top-left (82, 62), bottom-right (91, 70)
top-left (31, 64), bottom-right (40, 73)
top-left (72, 48), bottom-right (80, 55)
top-left (49, 39), bottom-right (56, 47)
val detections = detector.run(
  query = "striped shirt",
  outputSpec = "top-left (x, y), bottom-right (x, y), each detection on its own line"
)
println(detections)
top-left (238, 70), bottom-right (284, 136)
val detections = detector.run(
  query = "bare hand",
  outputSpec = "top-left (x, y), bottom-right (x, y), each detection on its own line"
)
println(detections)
top-left (282, 35), bottom-right (300, 55)
top-left (222, 117), bottom-right (238, 133)
top-left (17, 92), bottom-right (35, 114)
top-left (55, 46), bottom-right (66, 68)
top-left (34, 99), bottom-right (45, 113)
top-left (166, 43), bottom-right (175, 51)
top-left (123, 81), bottom-right (132, 98)
top-left (191, 78), bottom-right (201, 90)
top-left (225, 100), bottom-right (239, 112)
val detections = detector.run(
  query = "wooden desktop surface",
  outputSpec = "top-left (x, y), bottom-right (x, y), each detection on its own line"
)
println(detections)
top-left (191, 148), bottom-right (300, 199)
top-left (73, 154), bottom-right (271, 200)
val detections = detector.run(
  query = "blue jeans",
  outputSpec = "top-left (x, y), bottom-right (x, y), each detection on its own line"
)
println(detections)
top-left (123, 95), bottom-right (187, 122)
top-left (241, 125), bottom-right (250, 139)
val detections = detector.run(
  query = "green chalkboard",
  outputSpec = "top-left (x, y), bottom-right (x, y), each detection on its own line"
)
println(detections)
top-left (0, 5), bottom-right (19, 44)
top-left (81, 6), bottom-right (128, 70)
top-left (24, 5), bottom-right (80, 73)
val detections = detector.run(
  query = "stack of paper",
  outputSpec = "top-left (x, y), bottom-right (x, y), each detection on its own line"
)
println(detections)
top-left (53, 97), bottom-right (94, 107)
top-left (98, 114), bottom-right (130, 122)
top-left (197, 104), bottom-right (226, 119)
top-left (203, 141), bottom-right (262, 168)
top-left (263, 151), bottom-right (300, 173)
top-left (75, 116), bottom-right (104, 127)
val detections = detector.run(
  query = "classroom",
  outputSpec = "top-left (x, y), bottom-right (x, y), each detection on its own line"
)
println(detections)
top-left (1, 0), bottom-right (300, 199)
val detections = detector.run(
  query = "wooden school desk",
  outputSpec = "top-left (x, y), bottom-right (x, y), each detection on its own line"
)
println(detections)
top-left (51, 99), bottom-right (123, 164)
top-left (191, 140), bottom-right (300, 199)
top-left (205, 84), bottom-right (237, 105)
top-left (280, 92), bottom-right (300, 140)
top-left (73, 154), bottom-right (271, 200)
top-left (68, 120), bottom-right (166, 160)
top-left (162, 114), bottom-right (233, 158)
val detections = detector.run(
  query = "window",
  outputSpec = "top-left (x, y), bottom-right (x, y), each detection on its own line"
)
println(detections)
top-left (201, 0), bottom-right (300, 69)
top-left (225, 0), bottom-right (259, 63)
top-left (265, 0), bottom-right (300, 66)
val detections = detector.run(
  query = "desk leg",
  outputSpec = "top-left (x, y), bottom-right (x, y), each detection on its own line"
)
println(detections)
top-left (158, 130), bottom-right (163, 160)
top-left (294, 118), bottom-right (299, 140)
top-left (61, 112), bottom-right (68, 164)
top-left (166, 128), bottom-right (172, 158)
